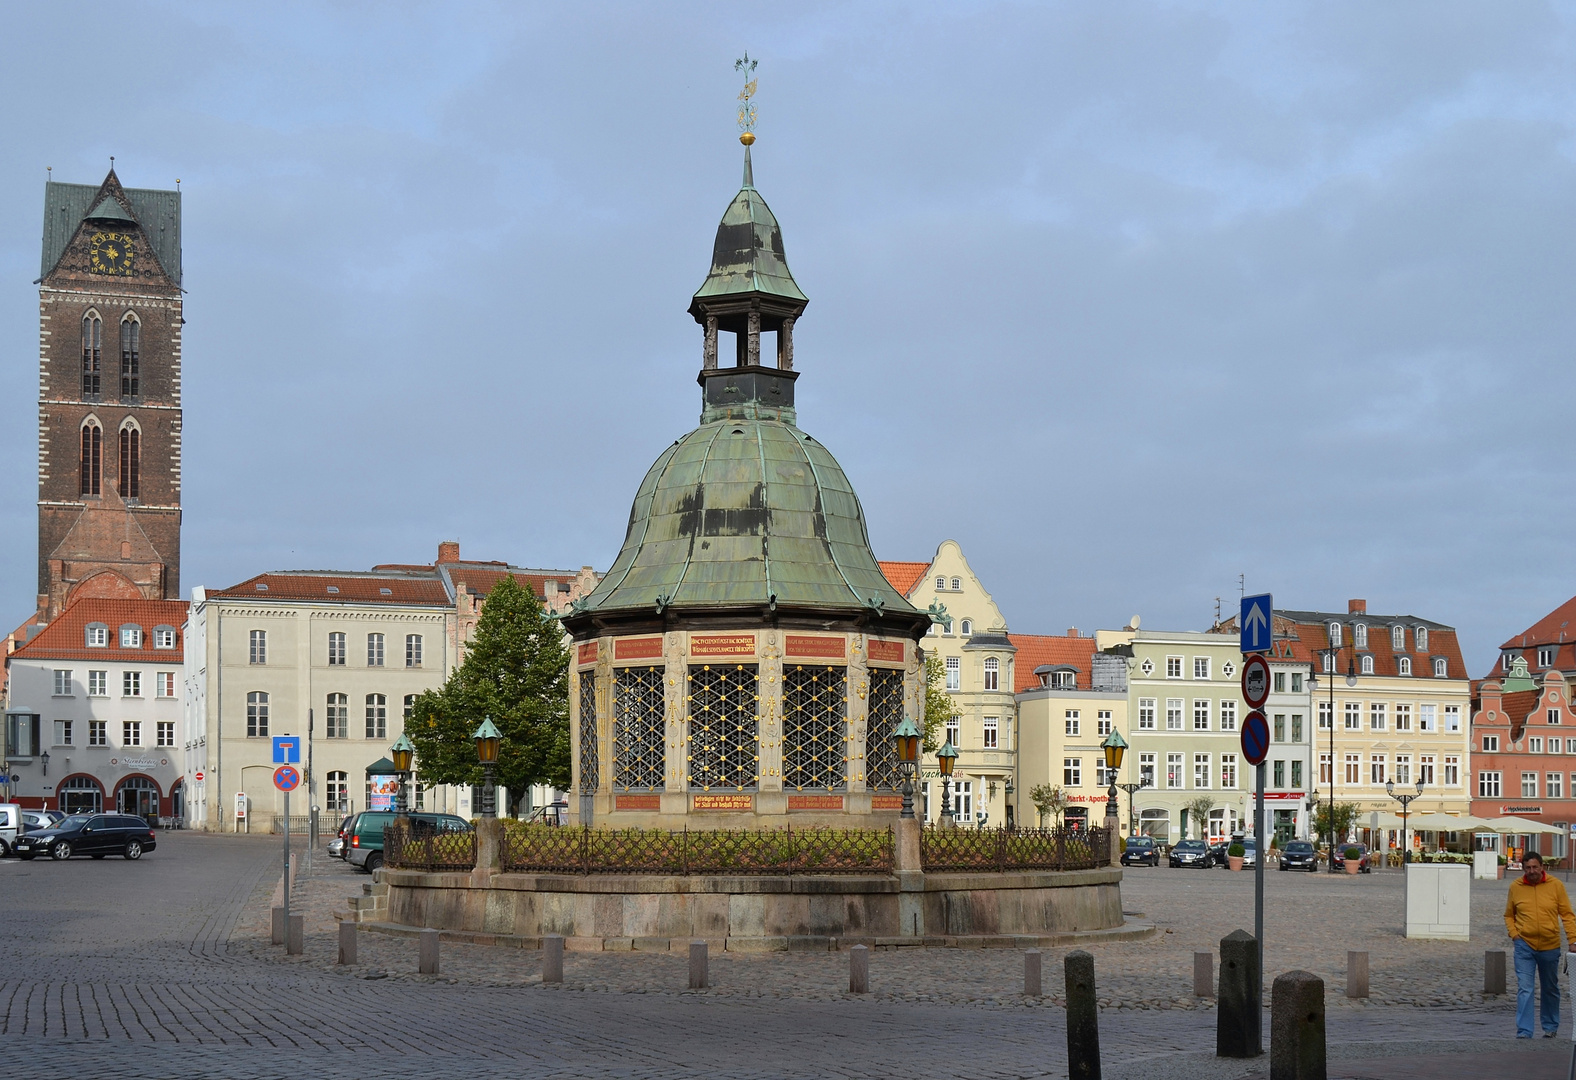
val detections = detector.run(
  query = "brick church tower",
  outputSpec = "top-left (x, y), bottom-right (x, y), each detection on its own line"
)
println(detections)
top-left (34, 168), bottom-right (182, 622)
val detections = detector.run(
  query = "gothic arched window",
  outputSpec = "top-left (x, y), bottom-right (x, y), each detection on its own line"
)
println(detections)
top-left (119, 313), bottom-right (139, 397)
top-left (118, 421), bottom-right (140, 500)
top-left (79, 421), bottom-right (102, 496)
top-left (81, 311), bottom-right (102, 397)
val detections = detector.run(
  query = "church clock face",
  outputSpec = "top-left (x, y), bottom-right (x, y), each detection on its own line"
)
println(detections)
top-left (88, 231), bottom-right (135, 276)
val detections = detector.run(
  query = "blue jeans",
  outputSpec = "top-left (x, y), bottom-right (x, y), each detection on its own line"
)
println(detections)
top-left (1514, 938), bottom-right (1562, 1036)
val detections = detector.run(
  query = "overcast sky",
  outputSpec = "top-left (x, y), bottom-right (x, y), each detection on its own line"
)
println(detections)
top-left (1, 2), bottom-right (1572, 673)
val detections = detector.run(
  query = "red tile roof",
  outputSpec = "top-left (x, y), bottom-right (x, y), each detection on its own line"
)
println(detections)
top-left (212, 573), bottom-right (451, 606)
top-left (879, 561), bottom-right (931, 598)
top-left (444, 566), bottom-right (567, 602)
top-left (10, 598), bottom-right (188, 662)
top-left (1500, 597), bottom-right (1576, 650)
top-left (1224, 609), bottom-right (1469, 680)
top-left (1007, 633), bottom-right (1098, 692)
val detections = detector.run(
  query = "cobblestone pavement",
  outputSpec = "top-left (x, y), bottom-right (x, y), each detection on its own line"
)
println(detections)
top-left (0, 834), bottom-right (1559, 1079)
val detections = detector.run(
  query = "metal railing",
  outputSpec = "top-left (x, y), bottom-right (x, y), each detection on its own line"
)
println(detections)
top-left (500, 824), bottom-right (894, 876)
top-left (384, 822), bottom-right (478, 872)
top-left (921, 825), bottom-right (1110, 872)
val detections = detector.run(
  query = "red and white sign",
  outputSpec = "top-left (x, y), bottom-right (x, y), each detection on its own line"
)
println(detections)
top-left (1240, 654), bottom-right (1271, 708)
top-left (194, 771), bottom-right (205, 782)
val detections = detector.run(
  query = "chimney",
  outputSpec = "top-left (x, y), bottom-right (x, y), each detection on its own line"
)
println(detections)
top-left (1348, 599), bottom-right (1366, 615)
top-left (1067, 627), bottom-right (1079, 637)
top-left (437, 541), bottom-right (460, 564)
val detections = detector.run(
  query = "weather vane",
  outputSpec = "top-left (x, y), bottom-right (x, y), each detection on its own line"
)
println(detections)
top-left (735, 52), bottom-right (758, 145)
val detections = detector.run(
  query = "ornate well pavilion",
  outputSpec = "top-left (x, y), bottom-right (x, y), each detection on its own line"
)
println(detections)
top-left (561, 142), bottom-right (933, 828)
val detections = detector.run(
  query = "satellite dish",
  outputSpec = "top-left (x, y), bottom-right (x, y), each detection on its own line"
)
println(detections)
top-left (1128, 615), bottom-right (1141, 630)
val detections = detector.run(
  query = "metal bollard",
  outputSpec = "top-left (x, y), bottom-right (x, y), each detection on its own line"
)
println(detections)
top-left (419, 928), bottom-right (440, 975)
top-left (1064, 949), bottom-right (1100, 1080)
top-left (1217, 930), bottom-right (1261, 1058)
top-left (286, 914), bottom-right (304, 955)
top-left (271, 906), bottom-right (285, 946)
top-left (1484, 950), bottom-right (1506, 995)
top-left (1024, 949), bottom-right (1042, 996)
top-left (337, 921), bottom-right (357, 965)
top-left (543, 934), bottom-right (565, 984)
top-left (1345, 951), bottom-right (1369, 998)
top-left (1194, 951), bottom-right (1214, 997)
top-left (688, 940), bottom-right (708, 990)
top-left (849, 944), bottom-right (870, 994)
top-left (1269, 971), bottom-right (1325, 1080)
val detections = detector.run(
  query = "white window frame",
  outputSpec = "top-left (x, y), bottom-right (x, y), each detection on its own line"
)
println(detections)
top-left (1138, 753), bottom-right (1156, 787)
top-left (1138, 698), bottom-right (1156, 730)
top-left (1550, 773), bottom-right (1565, 799)
top-left (1392, 625), bottom-right (1405, 651)
top-left (1097, 709), bottom-right (1112, 737)
top-left (1369, 702), bottom-right (1386, 730)
top-left (1394, 755), bottom-right (1411, 784)
top-left (156, 672), bottom-right (175, 698)
top-left (1443, 756), bottom-right (1459, 786)
top-left (1064, 710), bottom-right (1081, 737)
top-left (328, 632), bottom-right (346, 666)
top-left (120, 625), bottom-right (142, 648)
top-left (88, 670), bottom-right (108, 697)
top-left (1318, 701), bottom-right (1332, 729)
top-left (88, 720), bottom-right (107, 747)
top-left (54, 719), bottom-right (73, 746)
top-left (983, 657), bottom-right (999, 691)
top-left (156, 721), bottom-right (175, 748)
top-left (1063, 758), bottom-right (1082, 787)
top-left (982, 715), bottom-right (999, 749)
top-left (122, 720), bottom-right (141, 747)
top-left (1416, 627), bottom-right (1428, 652)
top-left (1193, 753), bottom-right (1211, 789)
top-left (1328, 622), bottom-right (1343, 648)
top-left (1483, 735), bottom-right (1499, 753)
top-left (1193, 657), bottom-right (1210, 680)
top-left (944, 656), bottom-right (960, 691)
top-left (1221, 753), bottom-right (1238, 789)
top-left (367, 633), bottom-right (385, 667)
top-left (1360, 655), bottom-right (1374, 675)
top-left (1419, 754), bottom-right (1435, 785)
top-left (1522, 772), bottom-right (1539, 798)
top-left (1167, 753), bottom-right (1184, 789)
top-left (1444, 704), bottom-right (1460, 731)
top-left (1419, 703), bottom-right (1435, 732)
top-left (1434, 658), bottom-right (1448, 677)
top-left (1354, 623), bottom-right (1368, 649)
top-left (406, 634), bottom-right (423, 668)
top-left (1398, 657), bottom-right (1412, 676)
top-left (53, 670), bottom-right (72, 696)
top-left (1166, 699), bottom-right (1184, 730)
top-left (1193, 699), bottom-right (1210, 730)
top-left (86, 625), bottom-right (107, 648)
top-left (1166, 656), bottom-right (1183, 679)
top-left (153, 628), bottom-right (175, 649)
top-left (122, 670), bottom-right (141, 698)
top-left (1394, 703), bottom-right (1411, 731)
top-left (249, 629), bottom-right (266, 665)
top-left (1220, 700), bottom-right (1237, 731)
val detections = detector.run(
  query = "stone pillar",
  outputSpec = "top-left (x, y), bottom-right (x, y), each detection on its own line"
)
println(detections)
top-left (1485, 950), bottom-right (1506, 995)
top-left (689, 940), bottom-right (708, 989)
top-left (418, 928), bottom-right (440, 975)
top-left (1194, 951), bottom-right (1214, 997)
top-left (1346, 951), bottom-right (1369, 998)
top-left (338, 921), bottom-right (357, 965)
top-left (594, 645), bottom-right (614, 808)
top-left (703, 315), bottom-right (718, 370)
top-left (543, 934), bottom-right (564, 983)
top-left (847, 635), bottom-right (870, 794)
top-left (778, 315), bottom-right (794, 370)
top-left (471, 817), bottom-right (503, 886)
top-left (1064, 950), bottom-right (1101, 1080)
top-left (1217, 929), bottom-right (1262, 1058)
top-left (1270, 971), bottom-right (1325, 1080)
top-left (849, 944), bottom-right (870, 993)
top-left (665, 633), bottom-right (687, 796)
top-left (286, 914), bottom-right (304, 955)
top-left (1024, 950), bottom-right (1042, 996)
top-left (746, 309), bottom-right (761, 367)
top-left (758, 630), bottom-right (784, 796)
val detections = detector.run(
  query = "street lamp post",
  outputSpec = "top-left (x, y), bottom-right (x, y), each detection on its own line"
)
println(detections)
top-left (1386, 778), bottom-right (1426, 865)
top-left (1305, 788), bottom-right (1320, 845)
top-left (390, 735), bottom-right (415, 815)
top-left (1101, 730), bottom-right (1128, 866)
top-left (937, 739), bottom-right (958, 828)
top-left (893, 717), bottom-right (921, 821)
top-left (1116, 777), bottom-right (1150, 837)
top-left (1311, 643), bottom-right (1358, 873)
top-left (472, 717), bottom-right (501, 819)
top-left (1004, 778), bottom-right (1016, 830)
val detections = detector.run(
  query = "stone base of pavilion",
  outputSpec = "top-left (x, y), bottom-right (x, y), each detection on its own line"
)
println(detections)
top-left (375, 821), bottom-right (1147, 951)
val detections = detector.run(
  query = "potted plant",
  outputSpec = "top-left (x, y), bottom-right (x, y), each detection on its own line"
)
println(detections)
top-left (1344, 846), bottom-right (1362, 875)
top-left (1227, 842), bottom-right (1245, 871)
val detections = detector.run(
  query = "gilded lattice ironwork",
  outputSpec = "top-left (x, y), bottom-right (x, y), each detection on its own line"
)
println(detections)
top-left (864, 667), bottom-right (904, 791)
top-left (384, 823), bottom-right (478, 872)
top-left (613, 665), bottom-right (665, 790)
top-left (687, 664), bottom-right (759, 791)
top-left (782, 665), bottom-right (848, 791)
top-left (500, 822), bottom-right (892, 875)
top-left (920, 825), bottom-right (1109, 873)
top-left (578, 670), bottom-right (598, 794)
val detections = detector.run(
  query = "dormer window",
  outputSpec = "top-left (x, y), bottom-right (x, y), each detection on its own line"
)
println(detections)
top-left (152, 627), bottom-right (175, 649)
top-left (1398, 656), bottom-right (1411, 676)
top-left (380, 587), bottom-right (393, 596)
top-left (1328, 622), bottom-right (1342, 648)
top-left (1391, 625), bottom-right (1405, 651)
top-left (1415, 626), bottom-right (1428, 652)
top-left (1434, 657), bottom-right (1448, 677)
top-left (119, 625), bottom-right (142, 648)
top-left (1360, 654), bottom-right (1374, 675)
top-left (1354, 623), bottom-right (1367, 649)
top-left (1540, 646), bottom-right (1556, 668)
top-left (327, 585), bottom-right (339, 594)
top-left (85, 623), bottom-right (108, 648)
top-left (255, 582), bottom-right (268, 591)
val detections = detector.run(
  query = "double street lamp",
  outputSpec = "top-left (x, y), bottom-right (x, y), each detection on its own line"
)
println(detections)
top-left (1310, 643), bottom-right (1358, 874)
top-left (1386, 778), bottom-right (1426, 864)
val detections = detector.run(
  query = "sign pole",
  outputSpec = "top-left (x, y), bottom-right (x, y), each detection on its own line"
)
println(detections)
top-left (283, 786), bottom-right (290, 936)
top-left (1255, 760), bottom-right (1265, 981)
top-left (1240, 591), bottom-right (1274, 1058)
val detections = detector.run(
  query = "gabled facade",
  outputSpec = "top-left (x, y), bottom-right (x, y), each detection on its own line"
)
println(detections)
top-left (1471, 661), bottom-right (1575, 862)
top-left (1494, 596), bottom-right (1576, 684)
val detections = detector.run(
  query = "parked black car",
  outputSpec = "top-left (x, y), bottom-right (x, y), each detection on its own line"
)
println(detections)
top-left (1168, 839), bottom-right (1214, 868)
top-left (1121, 836), bottom-right (1160, 867)
top-left (13, 813), bottom-right (157, 861)
top-left (1277, 839), bottom-right (1320, 871)
top-left (1208, 840), bottom-right (1231, 868)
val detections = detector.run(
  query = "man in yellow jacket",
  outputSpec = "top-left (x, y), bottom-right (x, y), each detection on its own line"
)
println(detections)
top-left (1504, 852), bottom-right (1576, 1037)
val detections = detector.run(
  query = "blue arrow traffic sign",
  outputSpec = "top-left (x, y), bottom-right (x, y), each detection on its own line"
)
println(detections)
top-left (1241, 710), bottom-right (1270, 767)
top-left (1240, 592), bottom-right (1273, 653)
top-left (272, 736), bottom-right (300, 765)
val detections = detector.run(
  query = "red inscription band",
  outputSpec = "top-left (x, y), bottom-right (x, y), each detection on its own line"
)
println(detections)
top-left (867, 639), bottom-right (905, 663)
top-left (614, 794), bottom-right (661, 811)
top-left (613, 636), bottom-right (663, 661)
top-left (787, 795), bottom-right (844, 810)
top-left (871, 795), bottom-right (905, 810)
top-left (691, 634), bottom-right (756, 658)
top-left (693, 794), bottom-right (754, 811)
top-left (785, 634), bottom-right (846, 660)
top-left (577, 642), bottom-right (599, 666)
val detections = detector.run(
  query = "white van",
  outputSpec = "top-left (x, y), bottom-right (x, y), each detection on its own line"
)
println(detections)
top-left (0, 804), bottom-right (22, 857)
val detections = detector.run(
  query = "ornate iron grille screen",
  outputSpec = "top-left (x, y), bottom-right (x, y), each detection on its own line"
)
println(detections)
top-left (865, 667), bottom-right (904, 791)
top-left (782, 665), bottom-right (848, 791)
top-left (500, 822), bottom-right (893, 875)
top-left (920, 825), bottom-right (1109, 872)
top-left (578, 670), bottom-right (598, 794)
top-left (613, 665), bottom-right (665, 790)
top-left (687, 664), bottom-right (759, 791)
top-left (384, 822), bottom-right (478, 872)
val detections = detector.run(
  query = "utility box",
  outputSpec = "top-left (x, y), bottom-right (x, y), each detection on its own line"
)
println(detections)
top-left (1406, 863), bottom-right (1471, 941)
top-left (1473, 850), bottom-right (1501, 880)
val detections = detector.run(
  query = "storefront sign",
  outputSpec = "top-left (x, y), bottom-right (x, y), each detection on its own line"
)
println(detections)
top-left (785, 635), bottom-right (845, 660)
top-left (111, 757), bottom-right (166, 770)
top-left (693, 793), bottom-right (753, 811)
top-left (577, 642), bottom-right (599, 665)
top-left (787, 795), bottom-right (843, 810)
top-left (871, 795), bottom-right (904, 810)
top-left (1502, 805), bottom-right (1543, 815)
top-left (613, 637), bottom-right (663, 661)
top-left (615, 794), bottom-right (661, 811)
top-left (691, 634), bottom-right (755, 658)
top-left (867, 640), bottom-right (905, 664)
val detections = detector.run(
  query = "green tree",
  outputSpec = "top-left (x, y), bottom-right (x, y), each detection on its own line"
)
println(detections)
top-left (1030, 783), bottom-right (1067, 828)
top-left (405, 575), bottom-right (570, 816)
top-left (1313, 801), bottom-right (1361, 845)
top-left (922, 653), bottom-right (959, 753)
top-left (1183, 795), bottom-right (1218, 840)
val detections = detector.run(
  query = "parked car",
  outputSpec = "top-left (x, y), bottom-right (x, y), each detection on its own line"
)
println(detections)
top-left (1169, 839), bottom-right (1214, 868)
top-left (524, 801), bottom-right (572, 827)
top-left (1240, 837), bottom-right (1259, 869)
top-left (1121, 836), bottom-right (1160, 867)
top-left (1278, 840), bottom-right (1320, 871)
top-left (0, 804), bottom-right (23, 857)
top-left (347, 811), bottom-right (471, 873)
top-left (328, 813), bottom-right (355, 859)
top-left (1208, 840), bottom-right (1231, 868)
top-left (1332, 843), bottom-right (1372, 873)
top-left (13, 813), bottom-right (157, 861)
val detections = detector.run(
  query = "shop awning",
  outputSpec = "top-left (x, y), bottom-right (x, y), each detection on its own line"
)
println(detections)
top-left (1482, 816), bottom-right (1566, 835)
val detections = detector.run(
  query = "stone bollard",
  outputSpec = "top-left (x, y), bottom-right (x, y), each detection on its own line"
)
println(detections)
top-left (1270, 971), bottom-right (1325, 1080)
top-left (1345, 951), bottom-right (1369, 999)
top-left (286, 914), bottom-right (304, 956)
top-left (271, 906), bottom-right (285, 946)
top-left (1024, 949), bottom-right (1042, 996)
top-left (1064, 949), bottom-right (1100, 1080)
top-left (1194, 951), bottom-right (1214, 997)
top-left (1217, 930), bottom-right (1262, 1058)
top-left (689, 940), bottom-right (708, 990)
top-left (337, 921), bottom-right (357, 965)
top-left (419, 928), bottom-right (440, 975)
top-left (543, 934), bottom-right (565, 984)
top-left (1484, 950), bottom-right (1506, 996)
top-left (850, 944), bottom-right (870, 994)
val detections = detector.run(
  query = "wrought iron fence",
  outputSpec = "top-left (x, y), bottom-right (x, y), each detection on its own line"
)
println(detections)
top-left (499, 824), bottom-right (894, 875)
top-left (384, 822), bottom-right (478, 872)
top-left (920, 825), bottom-right (1109, 872)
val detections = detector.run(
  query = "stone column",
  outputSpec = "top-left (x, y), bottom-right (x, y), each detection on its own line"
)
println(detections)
top-left (665, 633), bottom-right (686, 795)
top-left (847, 635), bottom-right (869, 794)
top-left (703, 316), bottom-right (718, 370)
top-left (594, 645), bottom-right (614, 814)
top-left (758, 630), bottom-right (784, 802)
top-left (778, 316), bottom-right (794, 370)
top-left (746, 309), bottom-right (761, 366)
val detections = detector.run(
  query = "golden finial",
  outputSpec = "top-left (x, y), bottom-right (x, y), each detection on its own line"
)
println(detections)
top-left (735, 52), bottom-right (758, 145)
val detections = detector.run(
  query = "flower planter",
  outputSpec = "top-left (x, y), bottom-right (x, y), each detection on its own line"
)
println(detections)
top-left (1345, 859), bottom-right (1361, 876)
top-left (1228, 856), bottom-right (1244, 872)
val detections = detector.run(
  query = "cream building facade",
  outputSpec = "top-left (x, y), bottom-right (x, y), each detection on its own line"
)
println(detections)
top-left (1014, 630), bottom-right (1128, 830)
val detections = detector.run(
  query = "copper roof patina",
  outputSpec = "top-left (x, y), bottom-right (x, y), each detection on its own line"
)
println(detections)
top-left (688, 149), bottom-right (807, 316)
